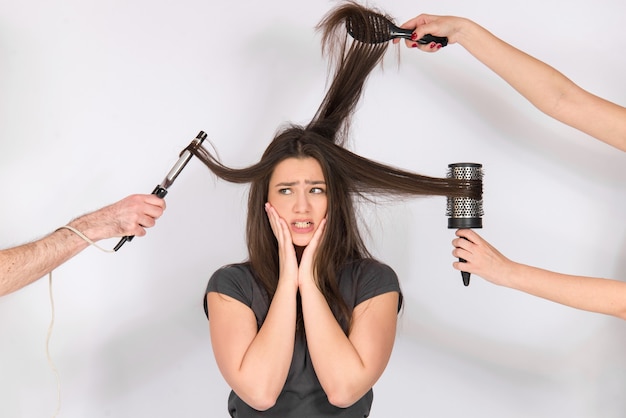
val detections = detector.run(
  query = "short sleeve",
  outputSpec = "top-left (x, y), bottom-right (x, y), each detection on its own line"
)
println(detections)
top-left (203, 264), bottom-right (255, 318)
top-left (353, 259), bottom-right (402, 311)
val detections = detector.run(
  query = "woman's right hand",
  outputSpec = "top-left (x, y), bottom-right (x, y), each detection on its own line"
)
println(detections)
top-left (451, 229), bottom-right (515, 286)
top-left (394, 14), bottom-right (468, 52)
top-left (265, 202), bottom-right (299, 288)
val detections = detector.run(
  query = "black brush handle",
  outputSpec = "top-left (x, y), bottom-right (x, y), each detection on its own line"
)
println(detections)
top-left (452, 234), bottom-right (479, 286)
top-left (459, 237), bottom-right (471, 286)
top-left (390, 25), bottom-right (448, 46)
top-left (417, 33), bottom-right (448, 47)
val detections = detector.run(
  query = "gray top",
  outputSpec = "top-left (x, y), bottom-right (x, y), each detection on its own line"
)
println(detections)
top-left (204, 258), bottom-right (402, 418)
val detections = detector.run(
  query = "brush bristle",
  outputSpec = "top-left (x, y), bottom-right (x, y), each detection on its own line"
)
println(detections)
top-left (346, 11), bottom-right (392, 44)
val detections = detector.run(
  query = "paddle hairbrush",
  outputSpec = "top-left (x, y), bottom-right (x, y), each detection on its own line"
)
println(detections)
top-left (346, 10), bottom-right (448, 46)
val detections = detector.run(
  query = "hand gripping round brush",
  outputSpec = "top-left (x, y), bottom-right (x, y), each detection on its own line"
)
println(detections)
top-left (346, 9), bottom-right (448, 46)
top-left (113, 130), bottom-right (208, 251)
top-left (446, 163), bottom-right (484, 286)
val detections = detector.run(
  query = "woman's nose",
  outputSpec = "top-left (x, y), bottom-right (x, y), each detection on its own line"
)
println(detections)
top-left (293, 192), bottom-right (310, 212)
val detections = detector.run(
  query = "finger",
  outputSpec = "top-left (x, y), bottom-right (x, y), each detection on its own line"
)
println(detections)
top-left (143, 203), bottom-right (165, 219)
top-left (139, 214), bottom-right (157, 229)
top-left (452, 260), bottom-right (472, 272)
top-left (126, 221), bottom-right (148, 237)
top-left (143, 194), bottom-right (166, 208)
top-left (311, 218), bottom-right (326, 243)
top-left (265, 203), bottom-right (292, 248)
top-left (300, 219), bottom-right (326, 264)
top-left (455, 228), bottom-right (478, 243)
top-left (264, 203), bottom-right (280, 237)
top-left (277, 217), bottom-right (293, 247)
top-left (452, 246), bottom-right (471, 260)
top-left (452, 237), bottom-right (468, 251)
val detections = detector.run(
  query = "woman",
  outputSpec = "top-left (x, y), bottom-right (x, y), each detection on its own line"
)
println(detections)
top-left (192, 2), bottom-right (482, 416)
top-left (396, 14), bottom-right (626, 319)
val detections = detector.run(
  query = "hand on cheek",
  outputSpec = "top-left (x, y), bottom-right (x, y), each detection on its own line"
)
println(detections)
top-left (265, 202), bottom-right (298, 282)
top-left (298, 218), bottom-right (327, 284)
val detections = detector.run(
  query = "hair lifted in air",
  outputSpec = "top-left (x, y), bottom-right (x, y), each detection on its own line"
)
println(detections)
top-left (193, 1), bottom-right (481, 333)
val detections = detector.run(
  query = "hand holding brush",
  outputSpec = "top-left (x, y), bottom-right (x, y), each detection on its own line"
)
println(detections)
top-left (345, 6), bottom-right (448, 47)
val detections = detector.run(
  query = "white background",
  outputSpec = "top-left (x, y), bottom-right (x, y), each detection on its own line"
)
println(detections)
top-left (1, 0), bottom-right (625, 417)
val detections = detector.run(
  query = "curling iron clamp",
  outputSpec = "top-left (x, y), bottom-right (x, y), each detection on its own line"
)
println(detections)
top-left (113, 130), bottom-right (208, 251)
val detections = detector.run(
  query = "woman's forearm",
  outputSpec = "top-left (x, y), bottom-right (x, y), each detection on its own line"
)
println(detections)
top-left (448, 18), bottom-right (626, 151)
top-left (504, 262), bottom-right (626, 320)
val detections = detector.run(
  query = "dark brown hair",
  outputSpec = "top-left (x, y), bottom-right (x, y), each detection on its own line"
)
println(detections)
top-left (193, 1), bottom-right (481, 333)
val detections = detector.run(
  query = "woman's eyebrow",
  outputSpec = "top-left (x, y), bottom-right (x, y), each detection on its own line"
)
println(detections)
top-left (273, 180), bottom-right (326, 187)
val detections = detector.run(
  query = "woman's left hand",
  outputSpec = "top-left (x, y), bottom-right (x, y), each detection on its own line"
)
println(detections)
top-left (298, 218), bottom-right (326, 286)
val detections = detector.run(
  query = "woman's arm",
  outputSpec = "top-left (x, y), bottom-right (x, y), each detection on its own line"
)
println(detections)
top-left (295, 217), bottom-right (399, 407)
top-left (206, 203), bottom-right (301, 411)
top-left (299, 280), bottom-right (399, 408)
top-left (207, 280), bottom-right (297, 411)
top-left (401, 15), bottom-right (626, 152)
top-left (453, 229), bottom-right (626, 320)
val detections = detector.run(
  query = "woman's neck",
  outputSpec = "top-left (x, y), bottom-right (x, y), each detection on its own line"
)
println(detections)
top-left (294, 245), bottom-right (305, 264)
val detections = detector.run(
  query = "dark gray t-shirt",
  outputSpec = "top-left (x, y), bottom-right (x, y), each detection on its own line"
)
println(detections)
top-left (204, 259), bottom-right (402, 418)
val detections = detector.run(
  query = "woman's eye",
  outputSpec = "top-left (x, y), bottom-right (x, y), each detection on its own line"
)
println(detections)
top-left (310, 187), bottom-right (325, 194)
top-left (278, 188), bottom-right (292, 195)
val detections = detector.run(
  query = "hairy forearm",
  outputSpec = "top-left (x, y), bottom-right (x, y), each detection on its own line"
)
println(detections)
top-left (503, 262), bottom-right (626, 319)
top-left (0, 227), bottom-right (89, 296)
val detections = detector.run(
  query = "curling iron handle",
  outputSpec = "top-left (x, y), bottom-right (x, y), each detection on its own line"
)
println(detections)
top-left (112, 185), bottom-right (168, 251)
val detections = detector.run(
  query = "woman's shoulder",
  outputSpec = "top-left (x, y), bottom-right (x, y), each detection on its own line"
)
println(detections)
top-left (212, 262), bottom-right (253, 276)
top-left (208, 262), bottom-right (255, 291)
top-left (346, 258), bottom-right (402, 310)
top-left (346, 258), bottom-right (397, 277)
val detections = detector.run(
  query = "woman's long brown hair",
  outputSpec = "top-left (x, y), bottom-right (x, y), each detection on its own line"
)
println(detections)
top-left (193, 1), bottom-right (482, 333)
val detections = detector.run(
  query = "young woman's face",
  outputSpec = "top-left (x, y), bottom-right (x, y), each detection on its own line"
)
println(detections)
top-left (267, 157), bottom-right (328, 247)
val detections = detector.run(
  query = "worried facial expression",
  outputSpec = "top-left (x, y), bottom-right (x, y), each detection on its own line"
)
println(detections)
top-left (267, 157), bottom-right (328, 247)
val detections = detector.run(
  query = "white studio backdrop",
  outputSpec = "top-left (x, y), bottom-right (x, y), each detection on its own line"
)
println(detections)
top-left (0, 0), bottom-right (625, 417)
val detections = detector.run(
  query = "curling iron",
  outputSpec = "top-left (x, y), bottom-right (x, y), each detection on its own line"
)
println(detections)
top-left (113, 130), bottom-right (208, 251)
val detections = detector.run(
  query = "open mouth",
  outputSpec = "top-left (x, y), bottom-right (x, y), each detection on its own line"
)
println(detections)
top-left (293, 221), bottom-right (312, 228)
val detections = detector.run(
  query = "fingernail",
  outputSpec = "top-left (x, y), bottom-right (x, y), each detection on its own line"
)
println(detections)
top-left (429, 42), bottom-right (436, 49)
top-left (436, 44), bottom-right (442, 50)
top-left (410, 32), bottom-right (417, 40)
top-left (411, 43), bottom-right (418, 48)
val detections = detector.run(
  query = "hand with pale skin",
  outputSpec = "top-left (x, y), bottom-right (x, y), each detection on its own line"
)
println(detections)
top-left (265, 202), bottom-right (327, 287)
top-left (393, 14), bottom-right (462, 52)
top-left (452, 229), bottom-right (626, 320)
top-left (265, 202), bottom-right (300, 290)
top-left (451, 229), bottom-right (514, 286)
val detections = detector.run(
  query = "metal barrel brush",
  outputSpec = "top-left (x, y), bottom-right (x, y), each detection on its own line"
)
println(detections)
top-left (446, 163), bottom-right (484, 286)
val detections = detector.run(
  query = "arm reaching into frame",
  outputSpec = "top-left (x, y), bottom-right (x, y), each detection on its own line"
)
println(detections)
top-left (396, 14), bottom-right (626, 152)
top-left (0, 194), bottom-right (165, 296)
top-left (452, 229), bottom-right (626, 320)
